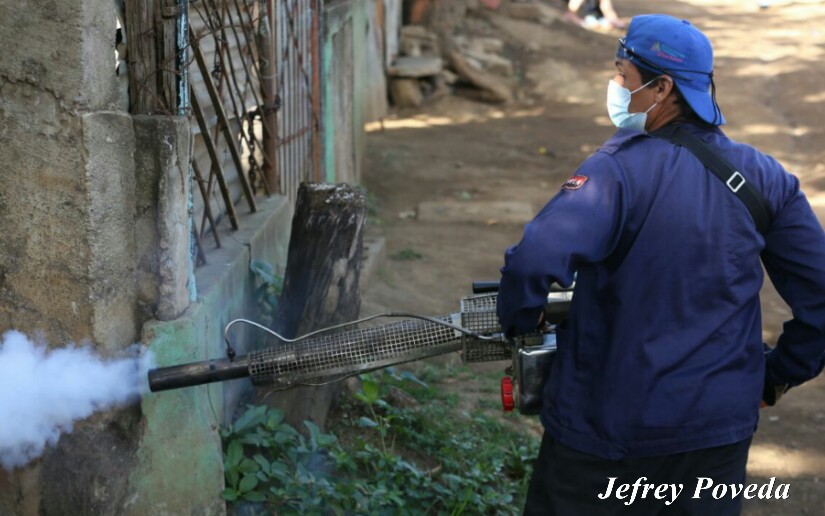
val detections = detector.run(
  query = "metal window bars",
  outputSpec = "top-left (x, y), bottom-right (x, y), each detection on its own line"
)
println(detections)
top-left (187, 0), bottom-right (321, 261)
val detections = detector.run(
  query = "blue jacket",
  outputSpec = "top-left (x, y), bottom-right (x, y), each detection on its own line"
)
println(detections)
top-left (497, 123), bottom-right (825, 459)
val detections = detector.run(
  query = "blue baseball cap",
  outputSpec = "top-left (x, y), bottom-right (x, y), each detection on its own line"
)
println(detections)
top-left (617, 14), bottom-right (725, 125)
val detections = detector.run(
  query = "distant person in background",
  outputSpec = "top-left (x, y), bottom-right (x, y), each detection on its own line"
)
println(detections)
top-left (564, 0), bottom-right (627, 29)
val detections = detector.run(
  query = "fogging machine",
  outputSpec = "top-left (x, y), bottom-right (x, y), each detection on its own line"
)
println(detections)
top-left (148, 282), bottom-right (572, 415)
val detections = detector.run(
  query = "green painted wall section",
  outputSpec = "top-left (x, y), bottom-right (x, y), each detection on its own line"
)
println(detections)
top-left (323, 38), bottom-right (336, 183)
top-left (128, 306), bottom-right (226, 515)
top-left (351, 1), bottom-right (367, 184)
top-left (128, 196), bottom-right (292, 515)
top-left (322, 0), bottom-right (371, 184)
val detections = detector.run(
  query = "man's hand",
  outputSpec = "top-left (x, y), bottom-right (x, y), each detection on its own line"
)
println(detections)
top-left (761, 383), bottom-right (788, 408)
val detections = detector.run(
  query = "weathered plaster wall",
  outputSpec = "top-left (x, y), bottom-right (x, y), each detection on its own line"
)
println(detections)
top-left (0, 0), bottom-right (126, 344)
top-left (134, 115), bottom-right (194, 322)
top-left (0, 0), bottom-right (139, 513)
top-left (85, 112), bottom-right (140, 350)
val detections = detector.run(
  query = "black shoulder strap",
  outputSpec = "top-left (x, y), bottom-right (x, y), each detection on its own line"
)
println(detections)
top-left (650, 125), bottom-right (772, 235)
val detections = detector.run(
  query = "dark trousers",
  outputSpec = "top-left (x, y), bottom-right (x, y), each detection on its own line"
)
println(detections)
top-left (524, 433), bottom-right (752, 516)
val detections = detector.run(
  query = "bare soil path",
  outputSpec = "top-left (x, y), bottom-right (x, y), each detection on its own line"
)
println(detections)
top-left (356, 1), bottom-right (825, 513)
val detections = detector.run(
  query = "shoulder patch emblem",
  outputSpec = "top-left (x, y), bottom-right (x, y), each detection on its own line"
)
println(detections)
top-left (561, 175), bottom-right (589, 190)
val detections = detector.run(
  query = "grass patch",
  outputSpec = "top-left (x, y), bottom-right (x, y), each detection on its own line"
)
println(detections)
top-left (390, 248), bottom-right (424, 261)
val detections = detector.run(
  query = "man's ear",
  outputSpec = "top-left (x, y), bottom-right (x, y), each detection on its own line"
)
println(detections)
top-left (655, 76), bottom-right (675, 102)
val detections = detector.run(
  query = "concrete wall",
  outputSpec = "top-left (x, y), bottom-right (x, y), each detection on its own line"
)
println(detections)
top-left (133, 115), bottom-right (195, 322)
top-left (0, 0), bottom-right (134, 347)
top-left (0, 0), bottom-right (143, 513)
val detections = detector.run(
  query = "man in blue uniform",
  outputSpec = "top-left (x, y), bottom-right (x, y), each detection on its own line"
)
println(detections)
top-left (497, 14), bottom-right (825, 515)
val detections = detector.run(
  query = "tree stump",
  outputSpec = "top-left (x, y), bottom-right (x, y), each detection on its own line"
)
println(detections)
top-left (261, 182), bottom-right (367, 429)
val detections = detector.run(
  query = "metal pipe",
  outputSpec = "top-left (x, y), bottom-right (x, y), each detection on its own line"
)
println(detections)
top-left (149, 356), bottom-right (250, 392)
top-left (261, 0), bottom-right (279, 192)
top-left (177, 0), bottom-right (197, 301)
top-left (176, 0), bottom-right (190, 115)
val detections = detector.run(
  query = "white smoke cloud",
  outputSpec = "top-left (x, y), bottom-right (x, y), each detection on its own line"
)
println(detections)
top-left (0, 330), bottom-right (154, 470)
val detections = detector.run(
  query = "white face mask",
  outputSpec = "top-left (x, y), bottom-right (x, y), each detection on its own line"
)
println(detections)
top-left (606, 78), bottom-right (659, 132)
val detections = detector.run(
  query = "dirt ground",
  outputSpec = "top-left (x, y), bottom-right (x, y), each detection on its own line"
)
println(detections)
top-left (353, 0), bottom-right (825, 513)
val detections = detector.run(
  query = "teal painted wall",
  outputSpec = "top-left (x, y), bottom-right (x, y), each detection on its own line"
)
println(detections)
top-left (323, 35), bottom-right (336, 183)
top-left (323, 0), bottom-right (379, 185)
top-left (129, 305), bottom-right (226, 515)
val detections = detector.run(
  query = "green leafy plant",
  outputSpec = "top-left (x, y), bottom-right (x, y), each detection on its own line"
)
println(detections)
top-left (221, 406), bottom-right (345, 511)
top-left (220, 368), bottom-right (538, 515)
top-left (353, 376), bottom-right (393, 452)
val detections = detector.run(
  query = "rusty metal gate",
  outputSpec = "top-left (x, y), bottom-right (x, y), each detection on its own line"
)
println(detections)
top-left (273, 0), bottom-right (322, 201)
top-left (186, 0), bottom-right (321, 259)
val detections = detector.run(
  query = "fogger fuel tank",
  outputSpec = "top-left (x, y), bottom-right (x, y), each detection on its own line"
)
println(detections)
top-left (147, 283), bottom-right (572, 415)
top-left (501, 333), bottom-right (557, 415)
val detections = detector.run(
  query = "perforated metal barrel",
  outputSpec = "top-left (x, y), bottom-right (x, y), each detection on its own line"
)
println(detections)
top-left (247, 316), bottom-right (463, 386)
top-left (460, 294), bottom-right (511, 363)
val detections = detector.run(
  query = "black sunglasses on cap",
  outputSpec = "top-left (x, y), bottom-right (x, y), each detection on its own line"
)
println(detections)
top-left (617, 37), bottom-right (695, 81)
